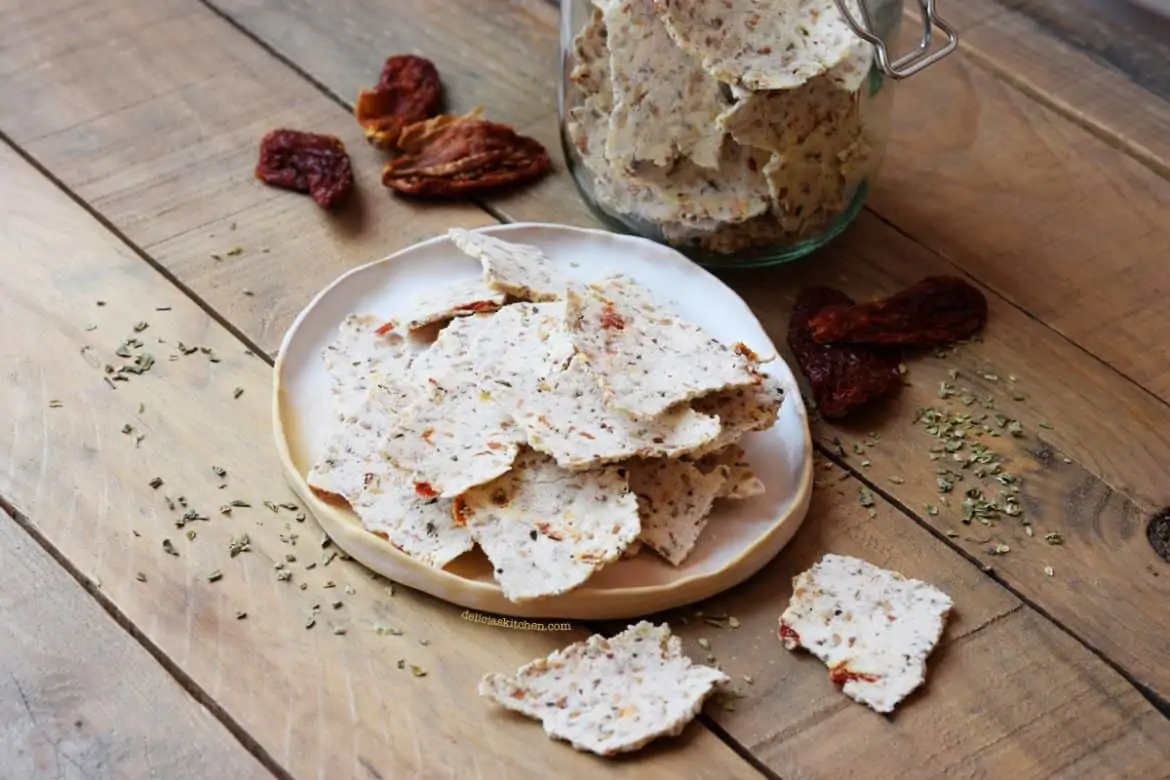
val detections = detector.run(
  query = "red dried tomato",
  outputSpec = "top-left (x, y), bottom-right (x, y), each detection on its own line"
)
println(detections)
top-left (255, 129), bottom-right (354, 210)
top-left (788, 287), bottom-right (903, 420)
top-left (355, 54), bottom-right (443, 149)
top-left (381, 111), bottom-right (550, 198)
top-left (808, 276), bottom-right (988, 347)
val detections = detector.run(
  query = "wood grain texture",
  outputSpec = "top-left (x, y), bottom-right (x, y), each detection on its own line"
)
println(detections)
top-left (0, 143), bottom-right (765, 779)
top-left (6, 146), bottom-right (1169, 780)
top-left (0, 0), bottom-right (496, 355)
top-left (664, 475), bottom-right (1170, 779)
top-left (197, 0), bottom-right (1170, 403)
top-left (0, 507), bottom-right (272, 780)
top-left (5, 0), bottom-right (1170, 711)
top-left (935, 0), bottom-right (1170, 173)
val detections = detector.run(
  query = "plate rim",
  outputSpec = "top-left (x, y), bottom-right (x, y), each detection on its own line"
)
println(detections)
top-left (272, 221), bottom-right (814, 619)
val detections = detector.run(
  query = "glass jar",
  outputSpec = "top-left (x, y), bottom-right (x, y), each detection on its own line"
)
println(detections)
top-left (558, 0), bottom-right (957, 268)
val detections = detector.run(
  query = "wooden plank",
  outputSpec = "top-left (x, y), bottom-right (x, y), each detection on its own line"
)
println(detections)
top-left (932, 0), bottom-right (1170, 176)
top-left (4, 0), bottom-right (1170, 713)
top-left (191, 0), bottom-right (1170, 403)
top-left (5, 149), bottom-right (1169, 780)
top-left (0, 507), bottom-right (272, 780)
top-left (871, 48), bottom-right (1170, 401)
top-left (0, 143), bottom-right (765, 779)
top-left (667, 475), bottom-right (1170, 779)
top-left (0, 0), bottom-right (497, 354)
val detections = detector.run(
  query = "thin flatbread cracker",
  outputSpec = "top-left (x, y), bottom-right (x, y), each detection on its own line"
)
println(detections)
top-left (570, 7), bottom-right (611, 98)
top-left (448, 229), bottom-right (568, 302)
top-left (383, 314), bottom-right (524, 498)
top-left (308, 384), bottom-right (399, 503)
top-left (454, 450), bottom-right (640, 602)
top-left (696, 444), bottom-right (765, 500)
top-left (603, 0), bottom-right (728, 170)
top-left (322, 314), bottom-right (420, 418)
top-left (656, 0), bottom-right (865, 91)
top-left (307, 386), bottom-right (473, 568)
top-left (501, 353), bottom-right (722, 469)
top-left (692, 370), bottom-right (785, 455)
top-left (719, 74), bottom-right (860, 156)
top-left (352, 470), bottom-right (472, 569)
top-left (627, 457), bottom-right (727, 565)
top-left (779, 554), bottom-right (954, 713)
top-left (479, 621), bottom-right (728, 756)
top-left (400, 277), bottom-right (506, 332)
top-left (564, 274), bottom-right (760, 419)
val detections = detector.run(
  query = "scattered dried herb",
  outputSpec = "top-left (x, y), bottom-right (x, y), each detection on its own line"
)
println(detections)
top-left (162, 539), bottom-right (179, 557)
top-left (1045, 532), bottom-right (1064, 546)
top-left (208, 569), bottom-right (223, 582)
top-left (135, 572), bottom-right (147, 583)
top-left (233, 387), bottom-right (244, 399)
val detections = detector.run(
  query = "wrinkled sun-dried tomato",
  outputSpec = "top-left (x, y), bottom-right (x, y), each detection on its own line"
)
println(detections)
top-left (255, 129), bottom-right (354, 210)
top-left (381, 111), bottom-right (550, 198)
top-left (788, 287), bottom-right (903, 420)
top-left (355, 54), bottom-right (443, 149)
top-left (808, 276), bottom-right (988, 347)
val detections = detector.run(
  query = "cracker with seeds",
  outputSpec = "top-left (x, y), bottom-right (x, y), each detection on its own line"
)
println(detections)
top-left (627, 457), bottom-right (728, 565)
top-left (779, 554), bottom-right (954, 713)
top-left (603, 0), bottom-right (728, 171)
top-left (656, 0), bottom-right (865, 91)
top-left (500, 352), bottom-right (723, 469)
top-left (308, 386), bottom-right (473, 567)
top-left (448, 229), bottom-right (568, 302)
top-left (382, 314), bottom-right (525, 498)
top-left (322, 314), bottom-right (421, 419)
top-left (696, 444), bottom-right (766, 500)
top-left (400, 277), bottom-right (507, 332)
top-left (692, 371), bottom-right (785, 455)
top-left (454, 450), bottom-right (640, 601)
top-left (479, 621), bottom-right (727, 755)
top-left (564, 274), bottom-right (761, 419)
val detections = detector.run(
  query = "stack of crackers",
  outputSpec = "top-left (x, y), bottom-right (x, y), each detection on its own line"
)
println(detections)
top-left (308, 229), bottom-right (784, 603)
top-left (565, 0), bottom-right (877, 254)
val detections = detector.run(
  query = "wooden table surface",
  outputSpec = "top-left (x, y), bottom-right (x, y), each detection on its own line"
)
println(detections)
top-left (3, 0), bottom-right (1170, 777)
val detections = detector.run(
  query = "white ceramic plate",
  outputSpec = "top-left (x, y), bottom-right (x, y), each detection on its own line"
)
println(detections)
top-left (273, 223), bottom-right (813, 619)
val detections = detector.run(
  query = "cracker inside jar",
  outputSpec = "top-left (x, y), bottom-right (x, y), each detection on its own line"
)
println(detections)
top-left (562, 0), bottom-right (890, 258)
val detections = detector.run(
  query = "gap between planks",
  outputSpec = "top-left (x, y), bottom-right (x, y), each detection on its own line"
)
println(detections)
top-left (193, 0), bottom-right (1170, 412)
top-left (0, 491), bottom-right (292, 780)
top-left (4, 115), bottom-right (1168, 766)
top-left (903, 4), bottom-right (1170, 184)
top-left (5, 8), bottom-right (1169, 759)
top-left (810, 439), bottom-right (1170, 717)
top-left (0, 131), bottom-right (775, 780)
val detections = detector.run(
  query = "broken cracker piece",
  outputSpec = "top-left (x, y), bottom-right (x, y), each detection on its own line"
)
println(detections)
top-left (697, 444), bottom-right (766, 500)
top-left (479, 621), bottom-right (727, 756)
top-left (656, 0), bottom-right (865, 92)
top-left (448, 229), bottom-right (568, 302)
top-left (400, 277), bottom-right (506, 332)
top-left (627, 457), bottom-right (727, 565)
top-left (603, 0), bottom-right (728, 171)
top-left (565, 274), bottom-right (760, 419)
top-left (308, 386), bottom-right (472, 567)
top-left (778, 554), bottom-right (953, 714)
top-left (455, 450), bottom-right (639, 602)
top-left (322, 314), bottom-right (420, 418)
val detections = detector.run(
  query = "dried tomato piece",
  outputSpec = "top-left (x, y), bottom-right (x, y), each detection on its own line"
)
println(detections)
top-left (355, 54), bottom-right (443, 149)
top-left (788, 287), bottom-right (902, 420)
top-left (255, 129), bottom-right (354, 210)
top-left (381, 111), bottom-right (551, 198)
top-left (808, 276), bottom-right (988, 347)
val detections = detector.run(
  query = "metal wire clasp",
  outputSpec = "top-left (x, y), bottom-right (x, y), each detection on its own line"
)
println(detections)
top-left (833, 0), bottom-right (959, 80)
